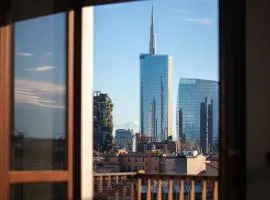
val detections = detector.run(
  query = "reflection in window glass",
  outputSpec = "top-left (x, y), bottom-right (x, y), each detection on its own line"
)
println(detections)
top-left (11, 182), bottom-right (67, 200)
top-left (11, 13), bottom-right (67, 170)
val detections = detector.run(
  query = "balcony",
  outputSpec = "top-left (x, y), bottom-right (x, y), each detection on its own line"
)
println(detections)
top-left (94, 172), bottom-right (218, 200)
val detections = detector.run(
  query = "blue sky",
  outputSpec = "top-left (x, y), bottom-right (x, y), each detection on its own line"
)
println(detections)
top-left (13, 0), bottom-right (218, 139)
top-left (14, 13), bottom-right (66, 138)
top-left (94, 0), bottom-right (218, 138)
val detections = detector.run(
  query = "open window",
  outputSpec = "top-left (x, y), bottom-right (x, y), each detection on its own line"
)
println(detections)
top-left (92, 0), bottom-right (220, 199)
top-left (0, 0), bottom-right (246, 199)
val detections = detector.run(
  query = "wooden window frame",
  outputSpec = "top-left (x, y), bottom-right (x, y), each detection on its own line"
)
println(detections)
top-left (0, 9), bottom-right (75, 200)
top-left (0, 0), bottom-right (247, 199)
top-left (219, 0), bottom-right (246, 199)
top-left (0, 11), bottom-right (12, 200)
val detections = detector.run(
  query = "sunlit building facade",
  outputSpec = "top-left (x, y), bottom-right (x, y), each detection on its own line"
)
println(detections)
top-left (176, 78), bottom-right (219, 146)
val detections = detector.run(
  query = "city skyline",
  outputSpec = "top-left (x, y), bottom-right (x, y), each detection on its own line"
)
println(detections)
top-left (94, 0), bottom-right (218, 139)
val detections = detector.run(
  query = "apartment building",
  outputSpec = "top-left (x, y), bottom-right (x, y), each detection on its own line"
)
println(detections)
top-left (119, 151), bottom-right (206, 175)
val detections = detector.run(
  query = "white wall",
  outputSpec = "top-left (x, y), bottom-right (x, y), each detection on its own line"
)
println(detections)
top-left (187, 155), bottom-right (206, 175)
top-left (246, 0), bottom-right (270, 199)
top-left (81, 6), bottom-right (94, 200)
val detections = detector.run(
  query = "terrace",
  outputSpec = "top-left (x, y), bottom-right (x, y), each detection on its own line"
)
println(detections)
top-left (94, 172), bottom-right (218, 200)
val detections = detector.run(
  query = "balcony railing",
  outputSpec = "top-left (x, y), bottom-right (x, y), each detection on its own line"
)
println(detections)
top-left (94, 172), bottom-right (218, 200)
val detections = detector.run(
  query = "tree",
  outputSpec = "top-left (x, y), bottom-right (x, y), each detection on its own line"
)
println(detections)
top-left (94, 92), bottom-right (114, 152)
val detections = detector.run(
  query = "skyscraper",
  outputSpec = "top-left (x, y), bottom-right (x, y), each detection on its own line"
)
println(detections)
top-left (200, 97), bottom-right (213, 154)
top-left (176, 78), bottom-right (218, 146)
top-left (140, 5), bottom-right (172, 142)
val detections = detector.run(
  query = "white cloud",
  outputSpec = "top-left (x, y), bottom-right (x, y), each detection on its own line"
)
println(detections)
top-left (16, 52), bottom-right (33, 56)
top-left (15, 92), bottom-right (65, 109)
top-left (14, 79), bottom-right (65, 109)
top-left (15, 79), bottom-right (65, 95)
top-left (185, 18), bottom-right (213, 26)
top-left (114, 120), bottom-right (139, 133)
top-left (25, 66), bottom-right (55, 72)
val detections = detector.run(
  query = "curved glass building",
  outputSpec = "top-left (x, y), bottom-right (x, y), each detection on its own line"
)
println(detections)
top-left (176, 78), bottom-right (219, 147)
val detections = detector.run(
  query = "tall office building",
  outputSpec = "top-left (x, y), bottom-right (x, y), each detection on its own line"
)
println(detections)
top-left (115, 129), bottom-right (135, 151)
top-left (200, 97), bottom-right (213, 154)
top-left (176, 78), bottom-right (218, 146)
top-left (140, 5), bottom-right (172, 142)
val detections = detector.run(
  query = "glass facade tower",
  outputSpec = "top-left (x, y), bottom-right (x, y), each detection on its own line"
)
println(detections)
top-left (139, 5), bottom-right (172, 142)
top-left (140, 54), bottom-right (172, 142)
top-left (176, 78), bottom-right (219, 145)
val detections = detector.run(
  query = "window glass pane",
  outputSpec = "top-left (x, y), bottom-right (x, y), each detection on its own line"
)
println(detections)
top-left (11, 182), bottom-right (67, 200)
top-left (11, 13), bottom-right (67, 170)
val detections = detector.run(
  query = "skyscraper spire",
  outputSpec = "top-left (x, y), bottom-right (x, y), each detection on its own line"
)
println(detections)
top-left (149, 3), bottom-right (156, 54)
